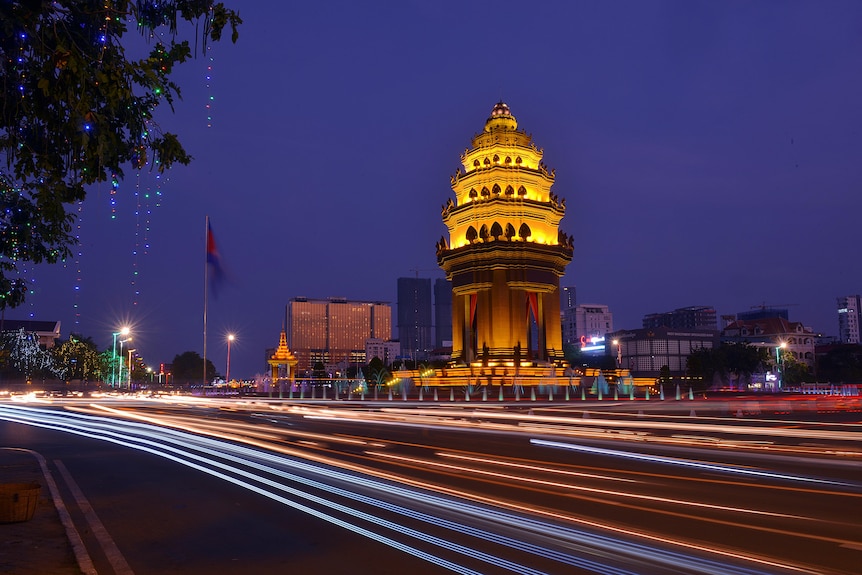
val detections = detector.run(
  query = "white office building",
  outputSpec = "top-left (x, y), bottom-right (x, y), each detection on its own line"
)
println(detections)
top-left (562, 304), bottom-right (613, 350)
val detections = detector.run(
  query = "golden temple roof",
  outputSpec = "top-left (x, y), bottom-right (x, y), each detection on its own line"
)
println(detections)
top-left (269, 330), bottom-right (297, 365)
top-left (485, 101), bottom-right (517, 132)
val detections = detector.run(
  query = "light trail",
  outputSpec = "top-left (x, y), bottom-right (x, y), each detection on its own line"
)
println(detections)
top-left (368, 450), bottom-right (801, 518)
top-left (374, 406), bottom-right (862, 442)
top-left (75, 403), bottom-right (371, 447)
top-left (436, 452), bottom-right (639, 483)
top-left (0, 402), bottom-right (828, 575)
top-left (530, 439), bottom-right (860, 488)
top-left (0, 405), bottom-right (507, 574)
top-left (297, 406), bottom-right (862, 463)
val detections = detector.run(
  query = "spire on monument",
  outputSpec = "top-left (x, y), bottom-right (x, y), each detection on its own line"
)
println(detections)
top-left (485, 101), bottom-right (517, 131)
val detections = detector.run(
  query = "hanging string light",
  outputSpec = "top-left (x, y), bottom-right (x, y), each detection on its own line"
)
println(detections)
top-left (205, 44), bottom-right (215, 128)
top-left (72, 201), bottom-right (84, 328)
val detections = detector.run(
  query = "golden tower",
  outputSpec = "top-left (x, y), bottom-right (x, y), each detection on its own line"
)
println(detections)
top-left (437, 102), bottom-right (573, 367)
top-left (268, 329), bottom-right (298, 394)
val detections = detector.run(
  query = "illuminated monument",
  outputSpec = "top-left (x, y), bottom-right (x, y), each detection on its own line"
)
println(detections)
top-left (267, 329), bottom-right (297, 396)
top-left (436, 102), bottom-right (573, 372)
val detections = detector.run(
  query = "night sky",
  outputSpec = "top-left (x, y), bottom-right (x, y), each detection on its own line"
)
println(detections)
top-left (15, 1), bottom-right (862, 379)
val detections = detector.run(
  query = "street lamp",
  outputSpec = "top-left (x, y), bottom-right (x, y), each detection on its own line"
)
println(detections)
top-left (776, 341), bottom-right (787, 391)
top-left (127, 349), bottom-right (136, 390)
top-left (119, 337), bottom-right (131, 390)
top-left (226, 334), bottom-right (235, 393)
top-left (612, 339), bottom-right (621, 369)
top-left (111, 327), bottom-right (130, 387)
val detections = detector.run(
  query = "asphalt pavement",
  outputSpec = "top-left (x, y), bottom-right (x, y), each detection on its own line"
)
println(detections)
top-left (0, 447), bottom-right (83, 575)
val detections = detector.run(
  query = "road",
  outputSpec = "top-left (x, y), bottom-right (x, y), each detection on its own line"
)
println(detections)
top-left (1, 394), bottom-right (860, 575)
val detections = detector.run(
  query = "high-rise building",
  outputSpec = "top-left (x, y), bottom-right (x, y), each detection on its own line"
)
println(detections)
top-left (837, 295), bottom-right (862, 344)
top-left (397, 277), bottom-right (433, 361)
top-left (560, 285), bottom-right (577, 311)
top-left (561, 307), bottom-right (578, 347)
top-left (286, 297), bottom-right (391, 373)
top-left (437, 102), bottom-right (573, 364)
top-left (434, 278), bottom-right (452, 349)
top-left (643, 306), bottom-right (717, 331)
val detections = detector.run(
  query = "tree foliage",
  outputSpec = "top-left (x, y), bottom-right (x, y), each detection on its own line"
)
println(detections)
top-left (51, 333), bottom-right (102, 381)
top-left (817, 345), bottom-right (862, 383)
top-left (365, 356), bottom-right (389, 390)
top-left (0, 1), bottom-right (241, 308)
top-left (658, 365), bottom-right (671, 386)
top-left (170, 350), bottom-right (215, 384)
top-left (778, 348), bottom-right (813, 385)
top-left (687, 343), bottom-right (769, 390)
top-left (1, 327), bottom-right (54, 379)
top-left (312, 361), bottom-right (326, 379)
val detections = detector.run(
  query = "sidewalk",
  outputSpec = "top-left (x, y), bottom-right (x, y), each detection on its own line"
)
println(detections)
top-left (0, 448), bottom-right (83, 575)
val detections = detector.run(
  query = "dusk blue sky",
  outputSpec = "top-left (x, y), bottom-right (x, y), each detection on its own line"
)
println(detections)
top-left (15, 1), bottom-right (862, 379)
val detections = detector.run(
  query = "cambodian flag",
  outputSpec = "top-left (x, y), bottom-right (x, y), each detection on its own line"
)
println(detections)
top-left (206, 219), bottom-right (224, 296)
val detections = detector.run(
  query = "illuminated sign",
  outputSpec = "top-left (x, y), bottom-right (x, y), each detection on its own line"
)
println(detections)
top-left (580, 335), bottom-right (606, 353)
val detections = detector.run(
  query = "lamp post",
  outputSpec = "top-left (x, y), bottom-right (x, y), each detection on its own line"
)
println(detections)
top-left (226, 334), bottom-right (235, 394)
top-left (118, 337), bottom-right (131, 390)
top-left (776, 341), bottom-right (787, 391)
top-left (127, 349), bottom-right (136, 390)
top-left (111, 327), bottom-right (130, 387)
top-left (612, 339), bottom-right (621, 369)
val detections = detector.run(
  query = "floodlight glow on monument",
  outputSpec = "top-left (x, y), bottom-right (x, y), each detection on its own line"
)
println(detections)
top-left (437, 102), bottom-right (573, 371)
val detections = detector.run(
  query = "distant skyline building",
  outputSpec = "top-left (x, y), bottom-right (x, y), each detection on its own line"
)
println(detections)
top-left (560, 285), bottom-right (577, 311)
top-left (837, 295), bottom-right (862, 344)
top-left (722, 316), bottom-right (815, 369)
top-left (397, 277), bottom-right (433, 361)
top-left (365, 338), bottom-right (401, 366)
top-left (643, 306), bottom-right (717, 331)
top-left (609, 327), bottom-right (719, 377)
top-left (286, 297), bottom-right (391, 373)
top-left (434, 278), bottom-right (452, 349)
top-left (561, 308), bottom-right (577, 347)
top-left (565, 304), bottom-right (613, 349)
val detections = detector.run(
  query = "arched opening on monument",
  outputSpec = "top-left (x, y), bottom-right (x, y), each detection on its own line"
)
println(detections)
top-left (505, 223), bottom-right (516, 240)
top-left (466, 226), bottom-right (478, 243)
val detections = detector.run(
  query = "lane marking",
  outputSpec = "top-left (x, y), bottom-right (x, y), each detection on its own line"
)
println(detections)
top-left (55, 459), bottom-right (135, 575)
top-left (2, 448), bottom-right (97, 575)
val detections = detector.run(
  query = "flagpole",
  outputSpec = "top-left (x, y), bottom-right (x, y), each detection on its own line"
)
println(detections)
top-left (203, 215), bottom-right (209, 392)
